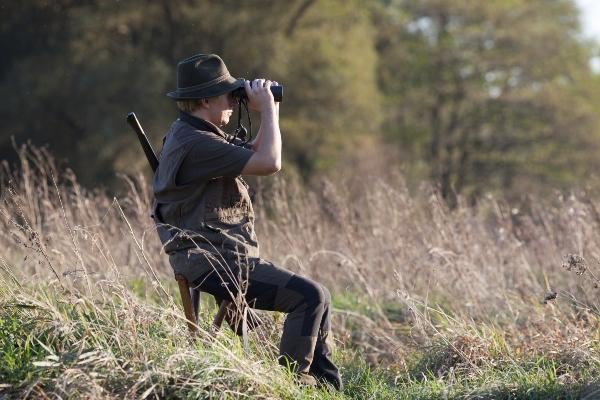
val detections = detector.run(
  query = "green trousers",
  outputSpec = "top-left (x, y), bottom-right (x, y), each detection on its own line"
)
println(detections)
top-left (169, 252), bottom-right (343, 390)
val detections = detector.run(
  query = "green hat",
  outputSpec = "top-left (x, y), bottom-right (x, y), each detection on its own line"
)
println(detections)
top-left (167, 53), bottom-right (243, 100)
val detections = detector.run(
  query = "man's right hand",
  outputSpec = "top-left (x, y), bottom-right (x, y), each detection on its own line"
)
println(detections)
top-left (244, 79), bottom-right (276, 112)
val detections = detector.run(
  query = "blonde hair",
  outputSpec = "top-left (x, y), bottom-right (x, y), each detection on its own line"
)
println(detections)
top-left (176, 99), bottom-right (201, 113)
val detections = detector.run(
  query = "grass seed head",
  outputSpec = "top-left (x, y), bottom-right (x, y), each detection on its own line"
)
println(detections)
top-left (562, 254), bottom-right (587, 275)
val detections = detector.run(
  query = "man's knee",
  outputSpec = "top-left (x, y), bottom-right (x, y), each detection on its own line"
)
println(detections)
top-left (285, 275), bottom-right (329, 309)
top-left (319, 284), bottom-right (331, 305)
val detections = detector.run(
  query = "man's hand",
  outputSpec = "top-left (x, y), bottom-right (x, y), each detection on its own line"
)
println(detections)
top-left (244, 79), bottom-right (279, 112)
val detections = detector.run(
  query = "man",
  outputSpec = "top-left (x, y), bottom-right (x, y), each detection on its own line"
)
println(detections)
top-left (152, 53), bottom-right (342, 390)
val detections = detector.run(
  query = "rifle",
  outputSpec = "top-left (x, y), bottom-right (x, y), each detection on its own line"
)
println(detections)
top-left (126, 112), bottom-right (159, 172)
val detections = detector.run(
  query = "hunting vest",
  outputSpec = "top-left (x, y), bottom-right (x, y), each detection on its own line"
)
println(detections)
top-left (152, 112), bottom-right (259, 265)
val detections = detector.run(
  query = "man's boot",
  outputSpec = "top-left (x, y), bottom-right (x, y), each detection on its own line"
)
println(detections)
top-left (309, 330), bottom-right (343, 391)
top-left (294, 372), bottom-right (318, 387)
top-left (279, 335), bottom-right (318, 385)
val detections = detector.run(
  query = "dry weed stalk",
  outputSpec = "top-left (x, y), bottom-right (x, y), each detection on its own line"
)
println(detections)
top-left (0, 145), bottom-right (598, 375)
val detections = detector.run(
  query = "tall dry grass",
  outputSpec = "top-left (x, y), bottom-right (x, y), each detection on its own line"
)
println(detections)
top-left (252, 167), bottom-right (599, 371)
top-left (0, 147), bottom-right (305, 398)
top-left (257, 174), bottom-right (599, 315)
top-left (1, 145), bottom-right (599, 397)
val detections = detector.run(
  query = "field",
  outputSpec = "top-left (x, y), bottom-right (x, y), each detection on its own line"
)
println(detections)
top-left (1, 147), bottom-right (599, 399)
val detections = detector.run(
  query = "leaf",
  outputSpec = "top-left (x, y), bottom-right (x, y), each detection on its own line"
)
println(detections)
top-left (78, 350), bottom-right (100, 360)
top-left (34, 338), bottom-right (56, 357)
top-left (140, 384), bottom-right (157, 399)
top-left (32, 361), bottom-right (60, 367)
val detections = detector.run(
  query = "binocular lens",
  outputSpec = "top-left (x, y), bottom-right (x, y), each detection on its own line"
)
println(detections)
top-left (270, 85), bottom-right (283, 102)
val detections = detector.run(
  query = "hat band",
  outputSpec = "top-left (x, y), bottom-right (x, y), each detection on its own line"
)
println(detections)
top-left (177, 73), bottom-right (233, 93)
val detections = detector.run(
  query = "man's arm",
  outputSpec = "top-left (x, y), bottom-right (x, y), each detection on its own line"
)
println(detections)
top-left (242, 79), bottom-right (282, 176)
top-left (247, 81), bottom-right (279, 151)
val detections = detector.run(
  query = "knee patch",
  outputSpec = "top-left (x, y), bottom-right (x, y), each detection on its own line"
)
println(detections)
top-left (285, 275), bottom-right (328, 308)
top-left (320, 285), bottom-right (331, 305)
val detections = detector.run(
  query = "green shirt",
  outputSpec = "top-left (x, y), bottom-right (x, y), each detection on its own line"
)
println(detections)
top-left (153, 112), bottom-right (259, 270)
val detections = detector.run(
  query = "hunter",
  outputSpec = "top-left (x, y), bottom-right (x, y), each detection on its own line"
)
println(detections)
top-left (152, 53), bottom-right (342, 390)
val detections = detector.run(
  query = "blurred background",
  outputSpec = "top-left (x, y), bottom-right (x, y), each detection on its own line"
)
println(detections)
top-left (2, 0), bottom-right (600, 203)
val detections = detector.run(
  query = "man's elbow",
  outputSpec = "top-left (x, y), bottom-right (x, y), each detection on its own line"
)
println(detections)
top-left (265, 159), bottom-right (281, 175)
top-left (242, 155), bottom-right (281, 176)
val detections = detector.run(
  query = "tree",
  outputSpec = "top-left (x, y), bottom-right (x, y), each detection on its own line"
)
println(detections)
top-left (1, 0), bottom-right (382, 187)
top-left (376, 0), bottom-right (600, 202)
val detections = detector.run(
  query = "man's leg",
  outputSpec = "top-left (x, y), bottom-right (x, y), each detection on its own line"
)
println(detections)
top-left (192, 259), bottom-right (342, 389)
top-left (308, 285), bottom-right (343, 390)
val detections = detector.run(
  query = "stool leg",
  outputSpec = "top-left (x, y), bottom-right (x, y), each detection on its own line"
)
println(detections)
top-left (213, 300), bottom-right (231, 330)
top-left (175, 274), bottom-right (197, 335)
top-left (191, 288), bottom-right (200, 323)
top-left (175, 274), bottom-right (231, 336)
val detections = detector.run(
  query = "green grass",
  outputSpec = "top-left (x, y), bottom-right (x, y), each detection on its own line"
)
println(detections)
top-left (1, 280), bottom-right (597, 399)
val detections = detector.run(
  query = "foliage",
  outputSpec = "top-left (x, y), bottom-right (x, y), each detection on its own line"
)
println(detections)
top-left (376, 0), bottom-right (600, 202)
top-left (3, 0), bottom-right (600, 199)
top-left (1, 0), bottom-right (381, 186)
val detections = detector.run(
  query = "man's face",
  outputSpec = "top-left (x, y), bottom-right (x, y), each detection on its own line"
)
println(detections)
top-left (205, 92), bottom-right (236, 127)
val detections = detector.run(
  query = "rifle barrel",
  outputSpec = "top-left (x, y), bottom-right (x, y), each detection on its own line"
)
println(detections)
top-left (126, 112), bottom-right (159, 173)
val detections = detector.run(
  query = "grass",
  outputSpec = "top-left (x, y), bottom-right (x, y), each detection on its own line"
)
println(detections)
top-left (2, 278), bottom-right (596, 399)
top-left (0, 145), bottom-right (599, 398)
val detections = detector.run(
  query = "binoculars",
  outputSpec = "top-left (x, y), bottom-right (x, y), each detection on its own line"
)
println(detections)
top-left (233, 83), bottom-right (283, 103)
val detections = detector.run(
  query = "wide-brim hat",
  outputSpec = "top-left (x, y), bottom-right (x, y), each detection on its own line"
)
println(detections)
top-left (167, 53), bottom-right (243, 100)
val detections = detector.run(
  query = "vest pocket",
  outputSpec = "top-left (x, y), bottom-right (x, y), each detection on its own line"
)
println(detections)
top-left (204, 207), bottom-right (246, 224)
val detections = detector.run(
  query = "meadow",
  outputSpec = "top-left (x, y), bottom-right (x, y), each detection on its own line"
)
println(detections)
top-left (1, 146), bottom-right (598, 399)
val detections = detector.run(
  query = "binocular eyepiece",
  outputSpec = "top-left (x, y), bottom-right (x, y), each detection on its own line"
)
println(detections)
top-left (233, 84), bottom-right (283, 103)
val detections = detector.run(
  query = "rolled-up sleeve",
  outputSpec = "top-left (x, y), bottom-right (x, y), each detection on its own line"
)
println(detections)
top-left (176, 133), bottom-right (253, 185)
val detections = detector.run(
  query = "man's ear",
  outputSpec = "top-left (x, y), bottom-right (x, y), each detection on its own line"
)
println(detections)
top-left (198, 98), bottom-right (210, 109)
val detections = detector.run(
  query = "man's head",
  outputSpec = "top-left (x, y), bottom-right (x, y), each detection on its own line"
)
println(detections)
top-left (168, 54), bottom-right (243, 126)
top-left (176, 92), bottom-right (237, 126)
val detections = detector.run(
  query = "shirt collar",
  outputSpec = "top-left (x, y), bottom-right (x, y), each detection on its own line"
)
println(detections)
top-left (178, 111), bottom-right (229, 140)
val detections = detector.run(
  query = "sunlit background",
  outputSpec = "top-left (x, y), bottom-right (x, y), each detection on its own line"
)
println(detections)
top-left (2, 0), bottom-right (600, 204)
